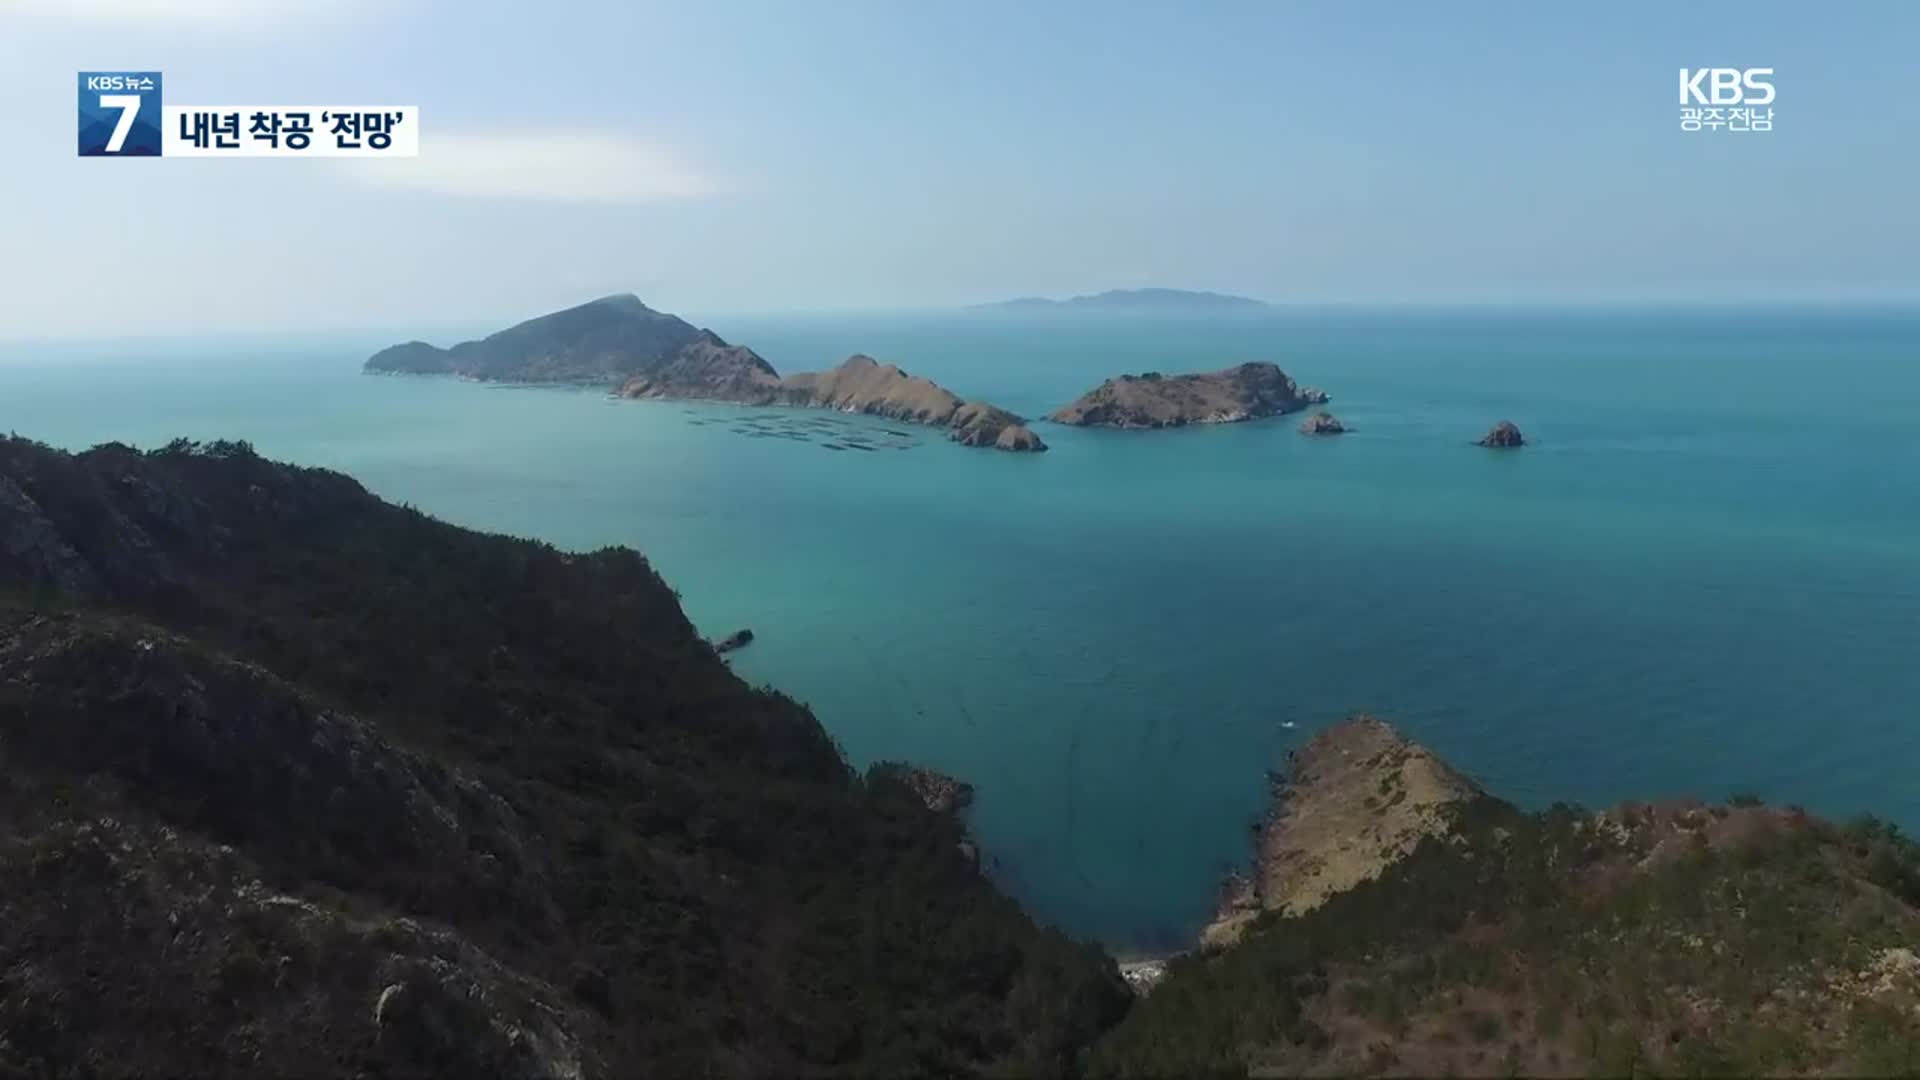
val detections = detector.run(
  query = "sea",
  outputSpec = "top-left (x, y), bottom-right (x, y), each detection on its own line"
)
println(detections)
top-left (4, 305), bottom-right (1918, 953)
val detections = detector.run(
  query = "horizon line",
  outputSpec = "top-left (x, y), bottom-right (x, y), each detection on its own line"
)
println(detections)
top-left (4, 294), bottom-right (1920, 348)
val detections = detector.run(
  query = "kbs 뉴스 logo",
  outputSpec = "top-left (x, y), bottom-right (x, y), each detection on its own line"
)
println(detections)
top-left (1678, 67), bottom-right (1775, 133)
top-left (78, 72), bottom-right (163, 156)
top-left (76, 70), bottom-right (417, 158)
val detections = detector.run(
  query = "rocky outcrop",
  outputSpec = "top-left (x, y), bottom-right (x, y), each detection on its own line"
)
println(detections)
top-left (1047, 362), bottom-right (1322, 429)
top-left (1478, 420), bottom-right (1526, 448)
top-left (712, 628), bottom-right (754, 654)
top-left (1200, 716), bottom-right (1482, 947)
top-left (903, 766), bottom-right (976, 817)
top-left (621, 353), bottom-right (1047, 453)
top-left (1298, 412), bottom-right (1347, 436)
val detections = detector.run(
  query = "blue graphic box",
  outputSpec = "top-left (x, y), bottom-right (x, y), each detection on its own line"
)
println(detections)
top-left (78, 71), bottom-right (163, 156)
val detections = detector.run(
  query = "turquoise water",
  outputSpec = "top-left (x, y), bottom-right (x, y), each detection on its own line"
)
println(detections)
top-left (4, 307), bottom-right (1919, 950)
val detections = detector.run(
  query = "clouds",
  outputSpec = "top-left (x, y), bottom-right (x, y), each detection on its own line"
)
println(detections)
top-left (334, 130), bottom-right (727, 205)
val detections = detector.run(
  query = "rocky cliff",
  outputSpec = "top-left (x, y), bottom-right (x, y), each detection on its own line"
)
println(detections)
top-left (1201, 717), bottom-right (1481, 947)
top-left (1048, 362), bottom-right (1327, 428)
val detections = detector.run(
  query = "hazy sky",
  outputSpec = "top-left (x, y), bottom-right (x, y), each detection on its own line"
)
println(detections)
top-left (1, 0), bottom-right (1916, 337)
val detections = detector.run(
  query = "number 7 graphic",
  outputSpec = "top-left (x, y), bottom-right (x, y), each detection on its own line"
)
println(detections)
top-left (99, 94), bottom-right (141, 153)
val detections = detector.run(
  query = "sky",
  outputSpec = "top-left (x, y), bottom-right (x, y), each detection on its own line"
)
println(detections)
top-left (0, 0), bottom-right (1916, 338)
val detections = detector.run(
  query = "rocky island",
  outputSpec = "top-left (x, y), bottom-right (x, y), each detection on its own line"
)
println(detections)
top-left (1047, 362), bottom-right (1328, 429)
top-left (367, 295), bottom-right (1044, 452)
top-left (1298, 411), bottom-right (1348, 435)
top-left (1478, 420), bottom-right (1527, 448)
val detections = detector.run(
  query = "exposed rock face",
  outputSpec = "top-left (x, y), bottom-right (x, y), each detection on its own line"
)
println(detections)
top-left (1478, 420), bottom-right (1526, 448)
top-left (712, 628), bottom-right (754, 654)
top-left (365, 294), bottom-right (710, 384)
top-left (1118, 959), bottom-right (1168, 996)
top-left (1298, 412), bottom-right (1347, 436)
top-left (1047, 362), bottom-right (1321, 429)
top-left (622, 353), bottom-right (1047, 453)
top-left (1200, 716), bottom-right (1481, 947)
top-left (901, 766), bottom-right (976, 816)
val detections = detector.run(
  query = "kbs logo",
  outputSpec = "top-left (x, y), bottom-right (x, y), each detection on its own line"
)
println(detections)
top-left (1678, 68), bottom-right (1775, 133)
top-left (1679, 68), bottom-right (1775, 105)
top-left (78, 71), bottom-right (163, 156)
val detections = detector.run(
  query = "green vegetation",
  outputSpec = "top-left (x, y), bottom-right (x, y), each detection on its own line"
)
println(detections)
top-left (1093, 799), bottom-right (1920, 1077)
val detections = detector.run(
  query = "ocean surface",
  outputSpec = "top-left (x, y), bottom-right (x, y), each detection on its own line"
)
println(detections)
top-left (4, 306), bottom-right (1918, 951)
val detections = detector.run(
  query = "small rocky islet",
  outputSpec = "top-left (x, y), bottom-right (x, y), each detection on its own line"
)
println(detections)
top-left (1478, 419), bottom-right (1527, 447)
top-left (1298, 411), bottom-right (1348, 435)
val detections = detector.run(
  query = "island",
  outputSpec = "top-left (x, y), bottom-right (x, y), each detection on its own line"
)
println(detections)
top-left (971, 287), bottom-right (1267, 313)
top-left (1047, 361), bottom-right (1328, 429)
top-left (1298, 411), bottom-right (1348, 435)
top-left (1478, 419), bottom-right (1527, 448)
top-left (366, 294), bottom-right (1045, 452)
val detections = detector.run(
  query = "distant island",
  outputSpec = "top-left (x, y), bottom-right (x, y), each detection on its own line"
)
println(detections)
top-left (366, 295), bottom-right (1045, 452)
top-left (970, 288), bottom-right (1268, 313)
top-left (1048, 362), bottom-right (1327, 429)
